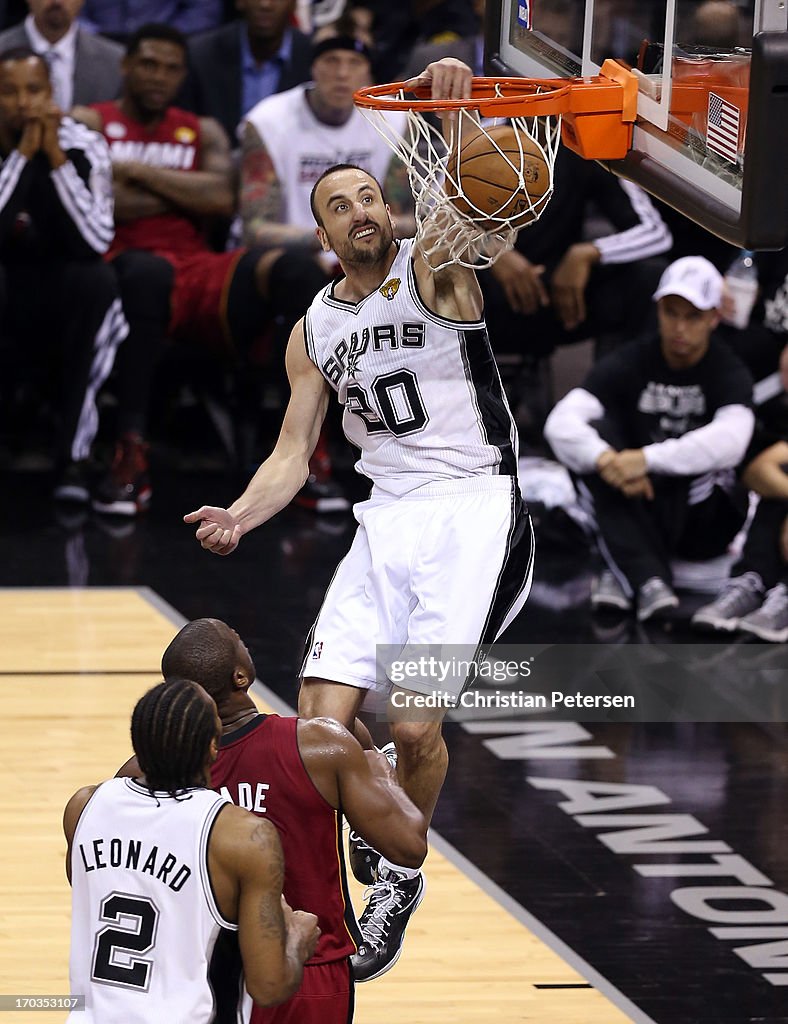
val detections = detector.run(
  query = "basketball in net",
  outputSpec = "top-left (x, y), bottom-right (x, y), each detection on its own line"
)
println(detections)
top-left (445, 123), bottom-right (551, 228)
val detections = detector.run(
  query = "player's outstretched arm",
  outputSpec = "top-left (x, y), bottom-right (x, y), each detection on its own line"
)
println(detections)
top-left (185, 318), bottom-right (330, 554)
top-left (212, 807), bottom-right (320, 1007)
top-left (298, 718), bottom-right (428, 869)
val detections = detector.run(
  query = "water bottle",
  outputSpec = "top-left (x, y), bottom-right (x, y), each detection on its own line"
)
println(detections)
top-left (722, 249), bottom-right (759, 329)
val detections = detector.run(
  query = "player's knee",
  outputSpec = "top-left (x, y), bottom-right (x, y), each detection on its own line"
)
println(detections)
top-left (297, 678), bottom-right (359, 731)
top-left (60, 259), bottom-right (117, 303)
top-left (261, 250), bottom-right (329, 317)
top-left (390, 719), bottom-right (443, 766)
top-left (113, 251), bottom-right (174, 319)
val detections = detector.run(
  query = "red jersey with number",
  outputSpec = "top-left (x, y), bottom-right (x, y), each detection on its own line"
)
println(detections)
top-left (91, 101), bottom-right (207, 258)
top-left (211, 714), bottom-right (358, 965)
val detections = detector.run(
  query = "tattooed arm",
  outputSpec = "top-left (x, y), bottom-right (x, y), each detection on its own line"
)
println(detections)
top-left (239, 121), bottom-right (322, 250)
top-left (383, 153), bottom-right (416, 239)
top-left (209, 806), bottom-right (320, 1007)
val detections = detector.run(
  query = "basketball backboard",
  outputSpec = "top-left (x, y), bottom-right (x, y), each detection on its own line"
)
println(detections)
top-left (485, 0), bottom-right (788, 249)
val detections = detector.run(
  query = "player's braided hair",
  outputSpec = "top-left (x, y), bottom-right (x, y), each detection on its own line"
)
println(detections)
top-left (161, 620), bottom-right (236, 703)
top-left (131, 679), bottom-right (217, 799)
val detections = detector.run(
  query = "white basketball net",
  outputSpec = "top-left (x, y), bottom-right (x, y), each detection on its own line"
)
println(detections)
top-left (359, 97), bottom-right (562, 271)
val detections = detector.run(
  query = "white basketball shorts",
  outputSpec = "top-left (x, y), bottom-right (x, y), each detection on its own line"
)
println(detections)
top-left (301, 475), bottom-right (534, 699)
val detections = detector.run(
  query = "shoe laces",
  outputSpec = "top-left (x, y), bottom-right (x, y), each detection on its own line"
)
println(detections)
top-left (348, 829), bottom-right (373, 852)
top-left (759, 583), bottom-right (788, 615)
top-left (595, 569), bottom-right (627, 595)
top-left (359, 875), bottom-right (410, 953)
top-left (716, 572), bottom-right (764, 611)
top-left (378, 742), bottom-right (398, 771)
top-left (640, 576), bottom-right (669, 597)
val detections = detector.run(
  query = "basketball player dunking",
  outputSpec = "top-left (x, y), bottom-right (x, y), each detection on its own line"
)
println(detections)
top-left (186, 58), bottom-right (535, 982)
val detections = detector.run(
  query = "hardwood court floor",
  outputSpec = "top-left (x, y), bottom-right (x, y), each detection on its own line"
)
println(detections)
top-left (0, 587), bottom-right (636, 1024)
top-left (2, 469), bottom-right (788, 1023)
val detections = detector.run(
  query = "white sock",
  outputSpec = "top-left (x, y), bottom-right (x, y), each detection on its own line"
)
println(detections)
top-left (379, 857), bottom-right (420, 880)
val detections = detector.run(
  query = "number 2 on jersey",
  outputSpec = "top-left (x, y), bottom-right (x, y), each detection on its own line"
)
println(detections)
top-left (92, 893), bottom-right (160, 990)
top-left (346, 369), bottom-right (429, 437)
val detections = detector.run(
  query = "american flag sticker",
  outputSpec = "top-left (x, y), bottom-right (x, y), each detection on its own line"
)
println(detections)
top-left (706, 92), bottom-right (741, 164)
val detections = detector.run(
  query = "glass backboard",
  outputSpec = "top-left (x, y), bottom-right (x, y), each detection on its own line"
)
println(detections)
top-left (486, 0), bottom-right (788, 249)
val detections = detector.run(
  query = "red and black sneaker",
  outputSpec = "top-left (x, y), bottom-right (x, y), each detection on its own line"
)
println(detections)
top-left (92, 433), bottom-right (152, 517)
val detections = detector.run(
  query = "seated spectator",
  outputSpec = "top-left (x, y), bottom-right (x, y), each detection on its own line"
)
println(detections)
top-left (692, 441), bottom-right (788, 641)
top-left (0, 48), bottom-right (126, 500)
top-left (80, 0), bottom-right (223, 41)
top-left (692, 250), bottom-right (788, 642)
top-left (73, 24), bottom-right (320, 516)
top-left (544, 256), bottom-right (754, 622)
top-left (239, 23), bottom-right (411, 257)
top-left (0, 0), bottom-right (123, 107)
top-left (479, 147), bottom-right (672, 374)
top-left (183, 0), bottom-right (312, 146)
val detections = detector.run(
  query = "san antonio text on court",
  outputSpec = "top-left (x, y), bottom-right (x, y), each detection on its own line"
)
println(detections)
top-left (390, 691), bottom-right (636, 710)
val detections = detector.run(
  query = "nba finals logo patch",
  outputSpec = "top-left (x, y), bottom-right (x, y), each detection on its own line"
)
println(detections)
top-left (311, 641), bottom-right (323, 660)
top-left (380, 278), bottom-right (400, 301)
top-left (175, 126), bottom-right (197, 144)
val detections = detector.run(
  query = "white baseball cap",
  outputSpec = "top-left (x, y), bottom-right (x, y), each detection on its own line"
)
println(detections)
top-left (653, 256), bottom-right (723, 310)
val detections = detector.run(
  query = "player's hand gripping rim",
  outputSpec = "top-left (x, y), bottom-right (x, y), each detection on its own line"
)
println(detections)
top-left (403, 57), bottom-right (473, 102)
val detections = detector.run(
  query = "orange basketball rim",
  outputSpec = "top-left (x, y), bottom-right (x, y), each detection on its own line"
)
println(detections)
top-left (355, 60), bottom-right (639, 162)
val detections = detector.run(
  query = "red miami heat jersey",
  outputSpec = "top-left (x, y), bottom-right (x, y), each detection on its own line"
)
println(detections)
top-left (91, 101), bottom-right (207, 258)
top-left (212, 714), bottom-right (357, 965)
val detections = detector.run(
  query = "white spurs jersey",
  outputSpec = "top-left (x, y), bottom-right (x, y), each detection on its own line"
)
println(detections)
top-left (243, 84), bottom-right (406, 230)
top-left (68, 777), bottom-right (244, 1024)
top-left (304, 238), bottom-right (519, 496)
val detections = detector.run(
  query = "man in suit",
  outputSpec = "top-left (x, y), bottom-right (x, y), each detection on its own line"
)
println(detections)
top-left (183, 0), bottom-right (311, 145)
top-left (0, 0), bottom-right (123, 106)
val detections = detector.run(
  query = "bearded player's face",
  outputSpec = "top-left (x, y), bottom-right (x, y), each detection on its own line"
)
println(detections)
top-left (315, 169), bottom-right (394, 267)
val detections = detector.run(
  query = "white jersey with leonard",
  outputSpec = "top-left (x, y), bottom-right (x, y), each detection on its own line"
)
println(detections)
top-left (304, 238), bottom-right (519, 496)
top-left (68, 777), bottom-right (240, 1024)
top-left (243, 84), bottom-right (407, 231)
